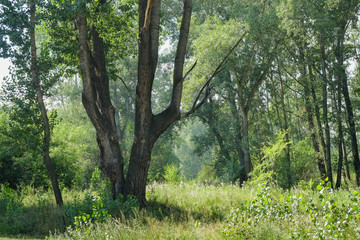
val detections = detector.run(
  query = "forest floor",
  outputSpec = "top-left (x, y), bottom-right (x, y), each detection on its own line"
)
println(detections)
top-left (1, 181), bottom-right (360, 239)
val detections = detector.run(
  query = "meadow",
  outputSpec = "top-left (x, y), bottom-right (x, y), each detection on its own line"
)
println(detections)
top-left (1, 179), bottom-right (360, 240)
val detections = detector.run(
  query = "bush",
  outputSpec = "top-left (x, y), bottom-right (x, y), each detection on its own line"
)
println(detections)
top-left (163, 164), bottom-right (181, 184)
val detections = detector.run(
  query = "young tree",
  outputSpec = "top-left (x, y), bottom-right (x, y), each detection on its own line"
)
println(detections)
top-left (0, 0), bottom-right (63, 206)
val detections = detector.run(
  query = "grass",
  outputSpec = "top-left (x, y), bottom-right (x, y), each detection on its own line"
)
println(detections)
top-left (1, 180), bottom-right (360, 239)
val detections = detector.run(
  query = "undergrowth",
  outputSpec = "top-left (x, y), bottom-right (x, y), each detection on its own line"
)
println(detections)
top-left (223, 179), bottom-right (360, 239)
top-left (1, 179), bottom-right (360, 239)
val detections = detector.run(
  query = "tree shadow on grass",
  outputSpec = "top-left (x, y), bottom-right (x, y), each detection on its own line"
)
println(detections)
top-left (0, 203), bottom-right (65, 239)
top-left (145, 200), bottom-right (226, 223)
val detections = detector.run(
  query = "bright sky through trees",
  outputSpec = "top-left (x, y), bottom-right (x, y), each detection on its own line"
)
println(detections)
top-left (0, 58), bottom-right (10, 86)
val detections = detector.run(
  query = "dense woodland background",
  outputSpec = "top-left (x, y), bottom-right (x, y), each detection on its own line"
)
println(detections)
top-left (1, 0), bottom-right (360, 238)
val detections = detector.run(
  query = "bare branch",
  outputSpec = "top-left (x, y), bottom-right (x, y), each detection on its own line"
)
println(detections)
top-left (182, 31), bottom-right (247, 118)
top-left (182, 60), bottom-right (197, 83)
top-left (111, 72), bottom-right (132, 94)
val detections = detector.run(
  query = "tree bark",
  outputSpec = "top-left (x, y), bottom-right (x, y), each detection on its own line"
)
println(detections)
top-left (343, 142), bottom-right (351, 180)
top-left (320, 35), bottom-right (333, 186)
top-left (77, 12), bottom-right (125, 199)
top-left (226, 89), bottom-right (246, 183)
top-left (124, 0), bottom-right (192, 207)
top-left (304, 65), bottom-right (326, 178)
top-left (239, 108), bottom-right (252, 179)
top-left (309, 65), bottom-right (328, 178)
top-left (335, 81), bottom-right (344, 189)
top-left (30, 1), bottom-right (63, 206)
top-left (278, 64), bottom-right (292, 188)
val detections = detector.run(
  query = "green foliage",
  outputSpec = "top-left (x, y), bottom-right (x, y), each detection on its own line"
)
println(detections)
top-left (163, 164), bottom-right (181, 184)
top-left (250, 130), bottom-right (291, 186)
top-left (223, 181), bottom-right (360, 239)
top-left (148, 129), bottom-right (180, 182)
top-left (89, 167), bottom-right (102, 190)
top-left (0, 184), bottom-right (64, 236)
top-left (196, 164), bottom-right (217, 184)
top-left (50, 102), bottom-right (98, 189)
top-left (72, 195), bottom-right (112, 232)
top-left (291, 138), bottom-right (319, 183)
top-left (183, 16), bottom-right (245, 110)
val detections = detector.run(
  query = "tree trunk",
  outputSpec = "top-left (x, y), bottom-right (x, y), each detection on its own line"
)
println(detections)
top-left (336, 24), bottom-right (360, 186)
top-left (240, 109), bottom-right (252, 180)
top-left (304, 78), bottom-right (326, 178)
top-left (335, 83), bottom-right (344, 189)
top-left (343, 142), bottom-right (351, 180)
top-left (297, 42), bottom-right (326, 178)
top-left (309, 65), bottom-right (328, 178)
top-left (279, 70), bottom-right (292, 188)
top-left (270, 72), bottom-right (283, 129)
top-left (124, 0), bottom-right (192, 207)
top-left (30, 2), bottom-right (63, 206)
top-left (77, 12), bottom-right (125, 198)
top-left (320, 36), bottom-right (333, 186)
top-left (226, 92), bottom-right (246, 183)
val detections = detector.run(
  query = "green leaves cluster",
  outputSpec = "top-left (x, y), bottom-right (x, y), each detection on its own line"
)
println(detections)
top-left (250, 130), bottom-right (291, 186)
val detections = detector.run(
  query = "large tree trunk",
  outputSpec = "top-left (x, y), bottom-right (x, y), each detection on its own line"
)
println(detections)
top-left (77, 12), bottom-right (125, 198)
top-left (124, 0), bottom-right (192, 206)
top-left (30, 2), bottom-right (63, 206)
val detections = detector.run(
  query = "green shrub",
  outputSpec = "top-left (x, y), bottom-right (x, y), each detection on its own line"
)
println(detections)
top-left (163, 164), bottom-right (181, 184)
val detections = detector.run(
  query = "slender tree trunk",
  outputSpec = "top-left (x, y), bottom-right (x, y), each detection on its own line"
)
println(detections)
top-left (226, 94), bottom-right (246, 183)
top-left (309, 66), bottom-right (328, 178)
top-left (295, 42), bottom-right (327, 178)
top-left (240, 109), bottom-right (252, 179)
top-left (336, 24), bottom-right (360, 186)
top-left (335, 85), bottom-right (344, 189)
top-left (305, 66), bottom-right (326, 178)
top-left (270, 72), bottom-right (283, 129)
top-left (320, 36), bottom-right (333, 186)
top-left (279, 71), bottom-right (292, 188)
top-left (343, 142), bottom-right (351, 180)
top-left (30, 2), bottom-right (63, 206)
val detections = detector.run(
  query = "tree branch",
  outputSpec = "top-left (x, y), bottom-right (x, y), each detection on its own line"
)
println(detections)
top-left (182, 31), bottom-right (247, 118)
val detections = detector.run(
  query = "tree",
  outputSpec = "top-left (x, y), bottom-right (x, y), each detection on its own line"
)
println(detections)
top-left (0, 0), bottom-right (63, 206)
top-left (331, 0), bottom-right (360, 186)
top-left (186, 0), bottom-right (281, 183)
top-left (30, 1), bottom-right (63, 206)
top-left (75, 0), bottom-right (201, 206)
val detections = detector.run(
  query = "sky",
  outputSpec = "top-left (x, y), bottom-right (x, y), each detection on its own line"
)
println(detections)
top-left (0, 58), bottom-right (10, 87)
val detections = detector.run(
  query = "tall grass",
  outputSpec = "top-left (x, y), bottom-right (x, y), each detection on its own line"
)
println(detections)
top-left (1, 180), bottom-right (360, 239)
